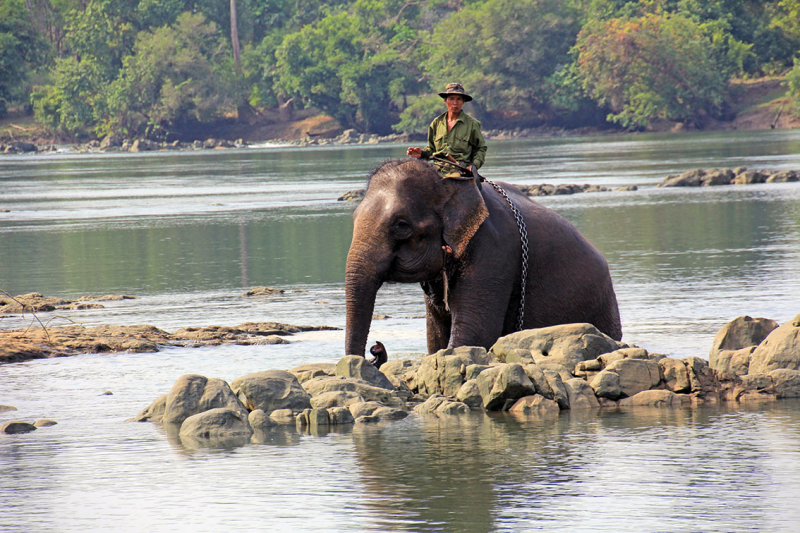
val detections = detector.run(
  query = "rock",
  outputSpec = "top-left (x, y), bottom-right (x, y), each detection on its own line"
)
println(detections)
top-left (338, 189), bottom-right (365, 202)
top-left (711, 347), bottom-right (755, 377)
top-left (0, 405), bottom-right (17, 412)
top-left (415, 395), bottom-right (470, 416)
top-left (294, 408), bottom-right (331, 433)
top-left (490, 323), bottom-right (624, 372)
top-left (658, 357), bottom-right (691, 393)
top-left (615, 185), bottom-right (638, 192)
top-left (335, 355), bottom-right (396, 390)
top-left (684, 356), bottom-right (720, 397)
top-left (543, 370), bottom-right (570, 409)
top-left (243, 286), bottom-right (284, 296)
top-left (33, 419), bottom-right (58, 427)
top-left (328, 406), bottom-right (355, 425)
top-left (248, 409), bottom-right (278, 431)
top-left (100, 134), bottom-right (122, 150)
top-left (455, 379), bottom-right (484, 409)
top-left (603, 358), bottom-right (661, 397)
top-left (179, 408), bottom-right (252, 447)
top-left (129, 139), bottom-right (148, 153)
top-left (733, 170), bottom-right (767, 185)
top-left (564, 378), bottom-right (600, 409)
top-left (475, 363), bottom-right (536, 410)
top-left (508, 395), bottom-right (560, 417)
top-left (1, 421), bottom-right (37, 434)
top-left (658, 169), bottom-right (705, 187)
top-left (766, 170), bottom-right (799, 182)
top-left (589, 369), bottom-right (621, 399)
top-left (769, 369), bottom-right (800, 398)
top-left (302, 376), bottom-right (405, 406)
top-left (349, 401), bottom-right (407, 421)
top-left (619, 390), bottom-right (683, 407)
top-left (268, 408), bottom-right (295, 423)
top-left (749, 314), bottom-right (800, 374)
top-left (709, 315), bottom-right (779, 368)
top-left (310, 391), bottom-right (364, 409)
top-left (8, 141), bottom-right (37, 153)
top-left (522, 364), bottom-right (555, 399)
top-left (289, 363), bottom-right (336, 384)
top-left (163, 375), bottom-right (248, 426)
top-left (230, 370), bottom-right (311, 415)
top-left (131, 394), bottom-right (167, 423)
top-left (700, 168), bottom-right (734, 186)
top-left (417, 346), bottom-right (490, 397)
top-left (379, 359), bottom-right (420, 391)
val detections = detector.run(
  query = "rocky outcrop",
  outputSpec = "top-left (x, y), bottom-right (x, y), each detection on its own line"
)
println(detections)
top-left (417, 346), bottom-right (491, 397)
top-left (163, 375), bottom-right (248, 426)
top-left (749, 315), bottom-right (800, 374)
top-left (179, 408), bottom-right (253, 448)
top-left (517, 183), bottom-right (611, 196)
top-left (658, 167), bottom-right (800, 187)
top-left (230, 370), bottom-right (311, 414)
top-left (335, 355), bottom-right (396, 390)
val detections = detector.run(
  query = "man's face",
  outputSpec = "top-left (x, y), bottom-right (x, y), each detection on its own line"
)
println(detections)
top-left (445, 95), bottom-right (465, 115)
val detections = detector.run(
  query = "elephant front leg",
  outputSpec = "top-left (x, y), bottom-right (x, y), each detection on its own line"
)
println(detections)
top-left (421, 280), bottom-right (451, 353)
top-left (446, 280), bottom-right (511, 351)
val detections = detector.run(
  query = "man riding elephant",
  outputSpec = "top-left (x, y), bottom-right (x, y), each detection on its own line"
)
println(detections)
top-left (406, 82), bottom-right (487, 178)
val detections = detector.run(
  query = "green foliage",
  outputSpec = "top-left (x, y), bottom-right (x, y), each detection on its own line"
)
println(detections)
top-left (102, 13), bottom-right (237, 136)
top-left (576, 12), bottom-right (728, 129)
top-left (426, 0), bottom-right (580, 118)
top-left (0, 0), bottom-right (50, 116)
top-left (392, 94), bottom-right (443, 133)
top-left (785, 57), bottom-right (800, 115)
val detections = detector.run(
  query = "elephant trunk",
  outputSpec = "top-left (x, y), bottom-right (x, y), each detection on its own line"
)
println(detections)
top-left (344, 244), bottom-right (385, 356)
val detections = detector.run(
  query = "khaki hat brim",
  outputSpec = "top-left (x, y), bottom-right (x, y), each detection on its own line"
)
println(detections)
top-left (438, 92), bottom-right (473, 102)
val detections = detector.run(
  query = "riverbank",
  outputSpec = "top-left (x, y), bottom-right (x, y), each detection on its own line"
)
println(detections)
top-left (2, 78), bottom-right (797, 156)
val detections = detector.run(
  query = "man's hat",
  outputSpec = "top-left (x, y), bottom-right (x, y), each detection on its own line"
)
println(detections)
top-left (438, 82), bottom-right (473, 102)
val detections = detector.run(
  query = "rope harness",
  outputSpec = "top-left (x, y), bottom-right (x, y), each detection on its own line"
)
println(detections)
top-left (432, 157), bottom-right (529, 331)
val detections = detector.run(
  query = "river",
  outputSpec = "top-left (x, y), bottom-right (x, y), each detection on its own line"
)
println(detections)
top-left (1, 129), bottom-right (800, 531)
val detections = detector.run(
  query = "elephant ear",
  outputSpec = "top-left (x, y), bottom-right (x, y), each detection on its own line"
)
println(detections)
top-left (441, 179), bottom-right (489, 259)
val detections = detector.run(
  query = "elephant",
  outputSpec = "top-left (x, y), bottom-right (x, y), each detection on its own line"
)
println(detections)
top-left (344, 159), bottom-right (622, 357)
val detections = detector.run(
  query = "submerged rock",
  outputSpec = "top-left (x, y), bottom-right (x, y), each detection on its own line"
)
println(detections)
top-left (179, 408), bottom-right (253, 448)
top-left (1, 421), bottom-right (37, 434)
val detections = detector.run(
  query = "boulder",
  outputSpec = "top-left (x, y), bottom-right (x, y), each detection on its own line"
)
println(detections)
top-left (417, 346), bottom-right (490, 397)
top-left (296, 408), bottom-right (332, 432)
top-left (490, 324), bottom-right (624, 372)
top-left (710, 347), bottom-right (755, 377)
top-left (476, 363), bottom-right (536, 410)
top-left (658, 169), bottom-right (705, 187)
top-left (379, 359), bottom-right (420, 391)
top-left (33, 419), bottom-right (57, 427)
top-left (733, 170), bottom-right (767, 185)
top-left (311, 391), bottom-right (364, 409)
top-left (455, 379), bottom-right (484, 409)
top-left (766, 170), bottom-right (799, 183)
top-left (769, 369), bottom-right (800, 398)
top-left (589, 369), bottom-right (621, 399)
top-left (268, 408), bottom-right (295, 423)
top-left (749, 314), bottom-right (800, 374)
top-left (288, 363), bottom-right (336, 383)
top-left (349, 401), bottom-right (407, 421)
top-left (415, 395), bottom-right (470, 416)
top-left (0, 405), bottom-right (17, 413)
top-left (684, 357), bottom-right (719, 397)
top-left (179, 408), bottom-right (253, 447)
top-left (1, 421), bottom-right (37, 434)
top-left (543, 370), bottom-right (570, 409)
top-left (335, 355), bottom-right (396, 390)
top-left (564, 378), bottom-right (600, 409)
top-left (522, 364), bottom-right (555, 399)
top-left (604, 358), bottom-right (661, 397)
top-left (701, 169), bottom-right (734, 186)
top-left (100, 134), bottom-right (122, 150)
top-left (230, 370), bottom-right (311, 414)
top-left (303, 376), bottom-right (404, 406)
top-left (328, 406), bottom-right (355, 425)
top-left (131, 393), bottom-right (167, 423)
top-left (619, 390), bottom-right (683, 407)
top-left (658, 358), bottom-right (691, 393)
top-left (709, 315), bottom-right (779, 365)
top-left (508, 395), bottom-right (560, 417)
top-left (248, 409), bottom-right (278, 432)
top-left (163, 375), bottom-right (247, 426)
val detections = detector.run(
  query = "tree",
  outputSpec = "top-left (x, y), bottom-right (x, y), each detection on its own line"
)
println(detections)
top-left (424, 0), bottom-right (580, 123)
top-left (575, 12), bottom-right (729, 128)
top-left (0, 0), bottom-right (49, 116)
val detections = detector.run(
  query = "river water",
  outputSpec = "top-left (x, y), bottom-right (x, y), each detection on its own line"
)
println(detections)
top-left (1, 130), bottom-right (800, 531)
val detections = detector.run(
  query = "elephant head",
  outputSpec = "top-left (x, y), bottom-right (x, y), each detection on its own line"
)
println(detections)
top-left (344, 159), bottom-right (488, 356)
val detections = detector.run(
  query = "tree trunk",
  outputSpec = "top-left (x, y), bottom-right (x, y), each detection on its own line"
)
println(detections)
top-left (230, 0), bottom-right (241, 68)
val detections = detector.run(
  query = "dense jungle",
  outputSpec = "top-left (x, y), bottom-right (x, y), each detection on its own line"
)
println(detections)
top-left (4, 0), bottom-right (800, 143)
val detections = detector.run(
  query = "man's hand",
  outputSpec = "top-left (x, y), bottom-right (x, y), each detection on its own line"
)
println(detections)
top-left (407, 147), bottom-right (422, 158)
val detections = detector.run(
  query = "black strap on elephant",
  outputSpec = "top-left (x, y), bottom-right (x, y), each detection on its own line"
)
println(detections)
top-left (431, 157), bottom-right (530, 331)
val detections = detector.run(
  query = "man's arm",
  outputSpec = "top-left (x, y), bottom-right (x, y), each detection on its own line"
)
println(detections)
top-left (470, 122), bottom-right (487, 169)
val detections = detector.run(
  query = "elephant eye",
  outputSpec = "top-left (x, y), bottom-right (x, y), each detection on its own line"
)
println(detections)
top-left (392, 219), bottom-right (413, 239)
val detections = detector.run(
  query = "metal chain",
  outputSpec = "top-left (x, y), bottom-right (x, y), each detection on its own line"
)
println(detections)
top-left (485, 180), bottom-right (529, 331)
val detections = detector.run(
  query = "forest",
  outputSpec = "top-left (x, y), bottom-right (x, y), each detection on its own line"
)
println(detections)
top-left (4, 0), bottom-right (800, 139)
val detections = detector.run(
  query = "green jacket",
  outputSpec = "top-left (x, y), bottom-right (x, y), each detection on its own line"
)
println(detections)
top-left (421, 111), bottom-right (487, 170)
